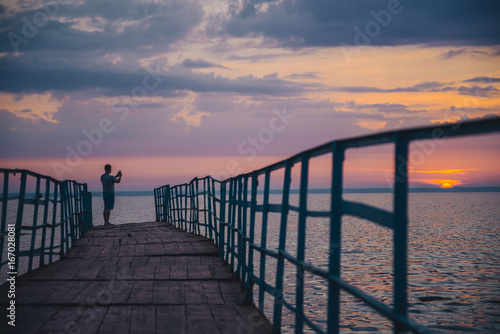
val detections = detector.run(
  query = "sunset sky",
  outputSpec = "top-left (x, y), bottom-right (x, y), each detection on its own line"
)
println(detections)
top-left (1, 0), bottom-right (499, 191)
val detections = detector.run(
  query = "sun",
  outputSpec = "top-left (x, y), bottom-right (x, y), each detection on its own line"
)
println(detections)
top-left (441, 182), bottom-right (453, 188)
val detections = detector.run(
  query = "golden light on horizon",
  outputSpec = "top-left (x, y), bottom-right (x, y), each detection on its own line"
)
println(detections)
top-left (433, 179), bottom-right (462, 188)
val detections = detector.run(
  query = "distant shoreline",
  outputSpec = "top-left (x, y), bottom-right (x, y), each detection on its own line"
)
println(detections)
top-left (101, 187), bottom-right (500, 196)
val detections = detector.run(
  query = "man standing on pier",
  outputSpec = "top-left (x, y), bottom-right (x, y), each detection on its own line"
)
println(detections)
top-left (100, 164), bottom-right (122, 226)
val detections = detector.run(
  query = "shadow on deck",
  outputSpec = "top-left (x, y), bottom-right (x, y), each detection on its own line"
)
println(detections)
top-left (0, 222), bottom-right (272, 334)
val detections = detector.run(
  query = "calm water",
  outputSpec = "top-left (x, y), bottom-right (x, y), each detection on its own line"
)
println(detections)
top-left (91, 195), bottom-right (156, 226)
top-left (247, 192), bottom-right (500, 333)
top-left (2, 192), bottom-right (499, 333)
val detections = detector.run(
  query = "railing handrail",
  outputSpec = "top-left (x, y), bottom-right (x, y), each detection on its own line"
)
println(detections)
top-left (154, 118), bottom-right (500, 334)
top-left (0, 169), bottom-right (92, 276)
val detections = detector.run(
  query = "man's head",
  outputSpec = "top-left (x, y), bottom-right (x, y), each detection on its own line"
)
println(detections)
top-left (104, 164), bottom-right (112, 173)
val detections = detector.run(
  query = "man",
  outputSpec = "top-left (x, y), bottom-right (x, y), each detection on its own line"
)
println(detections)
top-left (100, 164), bottom-right (122, 226)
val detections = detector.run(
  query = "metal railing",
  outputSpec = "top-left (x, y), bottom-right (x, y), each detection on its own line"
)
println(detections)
top-left (0, 169), bottom-right (92, 276)
top-left (154, 118), bottom-right (500, 334)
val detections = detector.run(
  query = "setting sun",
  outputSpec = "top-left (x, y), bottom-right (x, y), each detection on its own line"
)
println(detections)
top-left (434, 179), bottom-right (462, 188)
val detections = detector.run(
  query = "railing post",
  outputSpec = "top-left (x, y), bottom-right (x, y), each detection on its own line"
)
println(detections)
top-left (194, 178), bottom-right (200, 234)
top-left (273, 160), bottom-right (292, 332)
top-left (154, 188), bottom-right (159, 221)
top-left (240, 175), bottom-right (249, 291)
top-left (40, 178), bottom-right (50, 267)
top-left (49, 182), bottom-right (59, 264)
top-left (227, 179), bottom-right (235, 266)
top-left (82, 185), bottom-right (93, 233)
top-left (14, 170), bottom-right (27, 273)
top-left (164, 185), bottom-right (170, 223)
top-left (60, 181), bottom-right (67, 256)
top-left (28, 175), bottom-right (41, 272)
top-left (244, 172), bottom-right (258, 304)
top-left (328, 143), bottom-right (344, 334)
top-left (1, 172), bottom-right (8, 234)
top-left (236, 176), bottom-right (244, 279)
top-left (296, 154), bottom-right (309, 334)
top-left (258, 168), bottom-right (271, 312)
top-left (219, 182), bottom-right (227, 260)
top-left (393, 133), bottom-right (409, 333)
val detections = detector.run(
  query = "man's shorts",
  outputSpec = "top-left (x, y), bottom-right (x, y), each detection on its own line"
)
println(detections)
top-left (103, 192), bottom-right (115, 210)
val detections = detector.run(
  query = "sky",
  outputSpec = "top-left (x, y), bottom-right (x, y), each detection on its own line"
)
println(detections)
top-left (0, 0), bottom-right (500, 191)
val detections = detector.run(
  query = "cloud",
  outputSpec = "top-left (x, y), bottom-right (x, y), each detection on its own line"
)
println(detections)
top-left (0, 55), bottom-right (316, 97)
top-left (330, 81), bottom-right (499, 97)
top-left (456, 85), bottom-right (499, 97)
top-left (0, 0), bottom-right (204, 53)
top-left (0, 94), bottom-right (438, 160)
top-left (285, 72), bottom-right (321, 80)
top-left (218, 0), bottom-right (500, 48)
top-left (439, 48), bottom-right (491, 59)
top-left (411, 169), bottom-right (478, 175)
top-left (180, 58), bottom-right (228, 69)
top-left (331, 82), bottom-right (444, 93)
top-left (463, 77), bottom-right (500, 83)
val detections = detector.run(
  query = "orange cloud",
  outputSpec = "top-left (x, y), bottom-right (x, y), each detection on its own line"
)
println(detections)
top-left (410, 169), bottom-right (478, 175)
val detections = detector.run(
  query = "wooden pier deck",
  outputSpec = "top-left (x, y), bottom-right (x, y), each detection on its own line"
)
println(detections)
top-left (0, 222), bottom-right (272, 334)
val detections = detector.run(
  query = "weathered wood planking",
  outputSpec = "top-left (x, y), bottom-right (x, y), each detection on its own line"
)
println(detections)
top-left (0, 222), bottom-right (272, 334)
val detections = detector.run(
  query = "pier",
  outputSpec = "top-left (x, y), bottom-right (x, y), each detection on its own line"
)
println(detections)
top-left (0, 221), bottom-right (271, 333)
top-left (1, 118), bottom-right (500, 333)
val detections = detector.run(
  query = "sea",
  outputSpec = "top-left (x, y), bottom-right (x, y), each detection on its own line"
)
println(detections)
top-left (3, 192), bottom-right (500, 333)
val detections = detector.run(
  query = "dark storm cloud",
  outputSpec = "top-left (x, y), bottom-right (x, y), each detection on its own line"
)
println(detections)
top-left (0, 0), bottom-right (203, 53)
top-left (0, 54), bottom-right (314, 96)
top-left (0, 0), bottom-right (317, 97)
top-left (220, 0), bottom-right (500, 48)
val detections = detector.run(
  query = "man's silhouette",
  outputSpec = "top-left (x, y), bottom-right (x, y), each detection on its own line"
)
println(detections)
top-left (100, 164), bottom-right (122, 226)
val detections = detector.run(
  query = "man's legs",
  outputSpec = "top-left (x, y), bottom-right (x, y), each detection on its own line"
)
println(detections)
top-left (103, 208), bottom-right (112, 226)
top-left (103, 192), bottom-right (115, 226)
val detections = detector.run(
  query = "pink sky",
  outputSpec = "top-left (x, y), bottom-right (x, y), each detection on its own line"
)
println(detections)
top-left (1, 1), bottom-right (499, 191)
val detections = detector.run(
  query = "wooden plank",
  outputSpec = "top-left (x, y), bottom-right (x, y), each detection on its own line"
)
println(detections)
top-left (128, 281), bottom-right (154, 304)
top-left (186, 305), bottom-right (221, 334)
top-left (133, 264), bottom-right (156, 280)
top-left (153, 281), bottom-right (170, 304)
top-left (187, 265), bottom-right (212, 279)
top-left (0, 305), bottom-right (59, 334)
top-left (75, 263), bottom-right (102, 280)
top-left (167, 281), bottom-right (185, 304)
top-left (0, 221), bottom-right (273, 334)
top-left (156, 305), bottom-right (186, 334)
top-left (169, 265), bottom-right (188, 280)
top-left (177, 242), bottom-right (196, 254)
top-left (13, 281), bottom-right (54, 304)
top-left (144, 243), bottom-right (166, 256)
top-left (210, 305), bottom-right (245, 333)
top-left (43, 281), bottom-right (91, 304)
top-left (130, 305), bottom-right (156, 333)
top-left (163, 243), bottom-right (182, 255)
top-left (209, 264), bottom-right (234, 280)
top-left (72, 304), bottom-right (108, 334)
top-left (98, 306), bottom-right (132, 334)
top-left (37, 306), bottom-right (83, 333)
top-left (155, 265), bottom-right (170, 279)
top-left (201, 281), bottom-right (225, 305)
top-left (184, 281), bottom-right (207, 304)
top-left (218, 281), bottom-right (244, 304)
top-left (233, 304), bottom-right (273, 334)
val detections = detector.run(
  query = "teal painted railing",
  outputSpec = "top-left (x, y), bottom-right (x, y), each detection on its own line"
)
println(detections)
top-left (0, 169), bottom-right (92, 275)
top-left (154, 118), bottom-right (500, 334)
